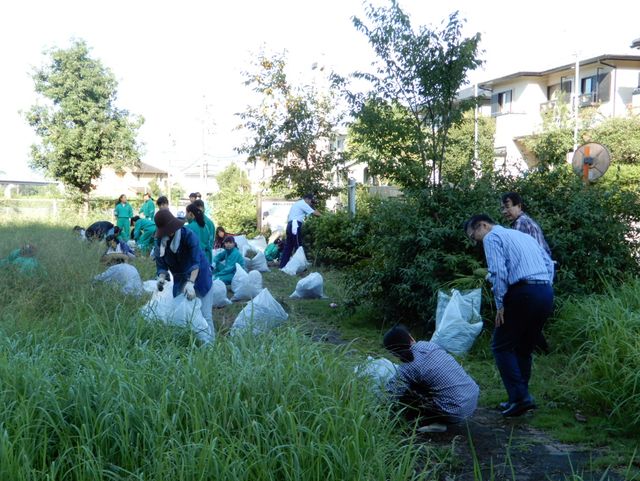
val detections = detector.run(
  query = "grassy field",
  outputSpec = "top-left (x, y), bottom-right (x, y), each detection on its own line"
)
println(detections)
top-left (0, 220), bottom-right (436, 481)
top-left (1, 219), bottom-right (639, 480)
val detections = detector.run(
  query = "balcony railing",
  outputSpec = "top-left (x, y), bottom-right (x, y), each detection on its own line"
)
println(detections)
top-left (540, 93), bottom-right (599, 112)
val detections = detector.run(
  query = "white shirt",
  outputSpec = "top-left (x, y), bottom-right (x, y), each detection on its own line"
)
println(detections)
top-left (287, 199), bottom-right (315, 223)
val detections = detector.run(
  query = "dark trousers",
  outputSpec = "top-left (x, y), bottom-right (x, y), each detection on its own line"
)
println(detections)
top-left (492, 283), bottom-right (554, 404)
top-left (397, 389), bottom-right (460, 425)
top-left (279, 221), bottom-right (301, 268)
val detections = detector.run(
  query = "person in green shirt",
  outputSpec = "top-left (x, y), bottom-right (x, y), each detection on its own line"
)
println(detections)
top-left (193, 199), bottom-right (215, 252)
top-left (114, 194), bottom-right (134, 242)
top-left (213, 236), bottom-right (245, 285)
top-left (139, 193), bottom-right (156, 219)
top-left (264, 238), bottom-right (284, 263)
top-left (0, 243), bottom-right (40, 274)
top-left (131, 215), bottom-right (157, 254)
top-left (185, 203), bottom-right (213, 265)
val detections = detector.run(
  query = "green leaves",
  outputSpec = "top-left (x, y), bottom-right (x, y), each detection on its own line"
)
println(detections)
top-left (237, 51), bottom-right (343, 201)
top-left (26, 39), bottom-right (143, 198)
top-left (346, 2), bottom-right (482, 190)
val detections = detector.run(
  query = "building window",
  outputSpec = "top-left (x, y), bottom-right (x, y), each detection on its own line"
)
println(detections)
top-left (491, 90), bottom-right (512, 116)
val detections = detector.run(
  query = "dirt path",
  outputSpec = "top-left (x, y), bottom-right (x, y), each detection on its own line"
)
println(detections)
top-left (417, 407), bottom-right (622, 481)
top-left (303, 324), bottom-right (623, 481)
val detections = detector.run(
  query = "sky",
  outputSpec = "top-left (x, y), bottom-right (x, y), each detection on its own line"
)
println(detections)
top-left (1, 0), bottom-right (639, 180)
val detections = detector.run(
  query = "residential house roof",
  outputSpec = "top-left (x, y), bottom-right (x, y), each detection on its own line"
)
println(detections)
top-left (131, 162), bottom-right (167, 175)
top-left (479, 54), bottom-right (640, 89)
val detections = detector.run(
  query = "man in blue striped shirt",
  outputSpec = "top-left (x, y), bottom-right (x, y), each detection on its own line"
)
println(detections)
top-left (501, 192), bottom-right (553, 354)
top-left (384, 325), bottom-right (479, 432)
top-left (465, 214), bottom-right (554, 417)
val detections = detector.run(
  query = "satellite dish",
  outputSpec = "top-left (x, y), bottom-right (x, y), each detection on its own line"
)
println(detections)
top-left (571, 142), bottom-right (611, 183)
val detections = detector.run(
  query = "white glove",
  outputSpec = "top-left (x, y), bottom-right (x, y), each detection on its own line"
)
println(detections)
top-left (157, 273), bottom-right (167, 291)
top-left (184, 281), bottom-right (196, 300)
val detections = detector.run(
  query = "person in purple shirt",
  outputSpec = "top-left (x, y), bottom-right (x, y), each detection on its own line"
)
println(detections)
top-left (383, 324), bottom-right (479, 432)
top-left (465, 214), bottom-right (554, 417)
top-left (501, 192), bottom-right (552, 258)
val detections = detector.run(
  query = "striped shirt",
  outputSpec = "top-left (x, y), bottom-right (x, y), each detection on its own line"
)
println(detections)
top-left (387, 341), bottom-right (479, 420)
top-left (483, 225), bottom-right (554, 309)
top-left (512, 213), bottom-right (552, 258)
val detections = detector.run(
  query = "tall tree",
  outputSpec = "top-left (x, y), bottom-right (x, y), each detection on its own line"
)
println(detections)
top-left (26, 39), bottom-right (143, 202)
top-left (343, 1), bottom-right (482, 189)
top-left (236, 51), bottom-right (344, 201)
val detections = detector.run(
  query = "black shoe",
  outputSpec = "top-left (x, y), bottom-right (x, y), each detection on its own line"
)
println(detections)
top-left (499, 395), bottom-right (536, 412)
top-left (501, 399), bottom-right (536, 417)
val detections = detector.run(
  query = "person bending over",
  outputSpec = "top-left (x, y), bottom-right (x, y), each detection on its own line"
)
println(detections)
top-left (383, 324), bottom-right (479, 432)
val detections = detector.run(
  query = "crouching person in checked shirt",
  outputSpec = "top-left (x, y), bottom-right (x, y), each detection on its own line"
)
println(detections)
top-left (383, 325), bottom-right (479, 433)
top-left (465, 214), bottom-right (554, 418)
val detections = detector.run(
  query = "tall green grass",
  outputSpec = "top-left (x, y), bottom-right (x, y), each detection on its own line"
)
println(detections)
top-left (551, 280), bottom-right (640, 433)
top-left (0, 221), bottom-right (430, 480)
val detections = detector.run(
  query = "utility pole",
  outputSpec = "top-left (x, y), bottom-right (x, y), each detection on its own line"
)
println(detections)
top-left (573, 53), bottom-right (580, 151)
top-left (473, 83), bottom-right (479, 171)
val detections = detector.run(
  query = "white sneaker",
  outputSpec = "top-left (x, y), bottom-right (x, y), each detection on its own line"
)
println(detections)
top-left (417, 423), bottom-right (447, 433)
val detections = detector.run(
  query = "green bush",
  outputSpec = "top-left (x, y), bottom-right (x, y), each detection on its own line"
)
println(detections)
top-left (303, 210), bottom-right (372, 268)
top-left (308, 169), bottom-right (640, 328)
top-left (550, 279), bottom-right (640, 433)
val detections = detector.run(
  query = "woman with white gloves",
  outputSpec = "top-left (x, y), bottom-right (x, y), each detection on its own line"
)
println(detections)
top-left (154, 209), bottom-right (215, 333)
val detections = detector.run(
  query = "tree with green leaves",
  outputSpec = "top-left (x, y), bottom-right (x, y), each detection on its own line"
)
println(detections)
top-left (343, 1), bottom-right (482, 190)
top-left (236, 51), bottom-right (344, 201)
top-left (211, 165), bottom-right (257, 234)
top-left (26, 39), bottom-right (143, 203)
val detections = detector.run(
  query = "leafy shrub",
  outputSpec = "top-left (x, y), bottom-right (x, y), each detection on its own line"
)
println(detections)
top-left (590, 116), bottom-right (640, 165)
top-left (303, 209), bottom-right (372, 268)
top-left (332, 169), bottom-right (640, 328)
top-left (506, 167), bottom-right (640, 295)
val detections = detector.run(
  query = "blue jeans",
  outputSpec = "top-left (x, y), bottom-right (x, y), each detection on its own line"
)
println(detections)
top-left (279, 221), bottom-right (301, 268)
top-left (492, 283), bottom-right (554, 404)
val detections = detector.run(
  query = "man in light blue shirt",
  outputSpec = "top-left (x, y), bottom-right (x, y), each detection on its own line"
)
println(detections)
top-left (465, 214), bottom-right (554, 417)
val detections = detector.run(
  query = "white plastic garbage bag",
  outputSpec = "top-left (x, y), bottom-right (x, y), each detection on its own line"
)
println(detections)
top-left (94, 263), bottom-right (144, 296)
top-left (281, 246), bottom-right (309, 276)
top-left (230, 288), bottom-right (288, 335)
top-left (247, 235), bottom-right (267, 253)
top-left (233, 235), bottom-right (250, 256)
top-left (231, 264), bottom-right (248, 293)
top-left (354, 356), bottom-right (398, 394)
top-left (430, 289), bottom-right (483, 356)
top-left (143, 279), bottom-right (174, 302)
top-left (289, 272), bottom-right (326, 299)
top-left (212, 248), bottom-right (224, 259)
top-left (231, 270), bottom-right (263, 302)
top-left (211, 279), bottom-right (231, 308)
top-left (140, 293), bottom-right (214, 343)
top-left (245, 251), bottom-right (270, 273)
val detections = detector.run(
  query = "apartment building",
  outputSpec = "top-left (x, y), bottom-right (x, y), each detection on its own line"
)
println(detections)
top-left (471, 54), bottom-right (640, 171)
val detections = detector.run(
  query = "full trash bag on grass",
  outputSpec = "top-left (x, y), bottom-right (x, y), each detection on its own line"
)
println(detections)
top-left (211, 279), bottom-right (232, 307)
top-left (430, 289), bottom-right (483, 356)
top-left (289, 272), bottom-right (326, 299)
top-left (354, 356), bottom-right (398, 395)
top-left (230, 288), bottom-right (288, 335)
top-left (94, 263), bottom-right (144, 296)
top-left (231, 269), bottom-right (263, 302)
top-left (140, 290), bottom-right (214, 343)
top-left (245, 250), bottom-right (270, 273)
top-left (281, 246), bottom-right (309, 276)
